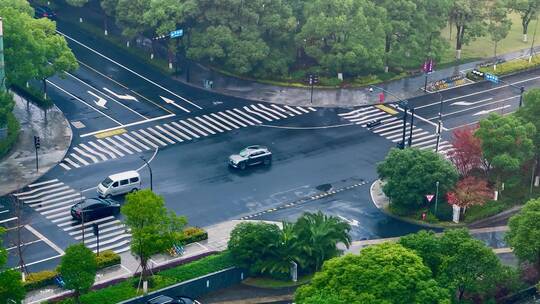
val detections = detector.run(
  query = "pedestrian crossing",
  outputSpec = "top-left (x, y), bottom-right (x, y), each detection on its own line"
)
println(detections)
top-left (60, 104), bottom-right (317, 170)
top-left (13, 179), bottom-right (131, 254)
top-left (339, 105), bottom-right (455, 156)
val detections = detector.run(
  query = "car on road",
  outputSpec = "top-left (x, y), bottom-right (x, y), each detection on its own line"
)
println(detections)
top-left (146, 295), bottom-right (198, 304)
top-left (366, 119), bottom-right (383, 129)
top-left (70, 198), bottom-right (121, 222)
top-left (229, 145), bottom-right (272, 170)
top-left (34, 6), bottom-right (57, 20)
top-left (97, 171), bottom-right (141, 198)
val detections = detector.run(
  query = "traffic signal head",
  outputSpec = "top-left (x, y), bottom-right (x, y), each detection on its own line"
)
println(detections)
top-left (34, 136), bottom-right (40, 149)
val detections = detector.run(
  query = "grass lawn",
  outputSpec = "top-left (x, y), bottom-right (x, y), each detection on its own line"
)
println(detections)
top-left (242, 274), bottom-right (313, 289)
top-left (440, 13), bottom-right (540, 65)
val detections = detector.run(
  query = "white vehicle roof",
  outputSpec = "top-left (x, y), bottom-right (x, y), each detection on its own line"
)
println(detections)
top-left (107, 170), bottom-right (139, 181)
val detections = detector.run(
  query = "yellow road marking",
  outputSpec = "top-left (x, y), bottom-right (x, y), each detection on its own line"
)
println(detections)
top-left (375, 104), bottom-right (398, 115)
top-left (94, 128), bottom-right (126, 139)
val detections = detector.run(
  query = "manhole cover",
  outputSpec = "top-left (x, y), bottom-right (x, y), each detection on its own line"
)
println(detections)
top-left (315, 183), bottom-right (332, 192)
top-left (71, 121), bottom-right (86, 129)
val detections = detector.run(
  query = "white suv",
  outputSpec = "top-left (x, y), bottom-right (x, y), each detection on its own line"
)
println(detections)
top-left (229, 145), bottom-right (272, 170)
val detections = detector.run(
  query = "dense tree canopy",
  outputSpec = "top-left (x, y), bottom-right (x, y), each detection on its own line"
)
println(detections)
top-left (93, 0), bottom-right (509, 78)
top-left (0, 227), bottom-right (25, 303)
top-left (516, 88), bottom-right (540, 155)
top-left (377, 148), bottom-right (459, 213)
top-left (295, 243), bottom-right (451, 304)
top-left (58, 244), bottom-right (96, 303)
top-left (506, 198), bottom-right (540, 271)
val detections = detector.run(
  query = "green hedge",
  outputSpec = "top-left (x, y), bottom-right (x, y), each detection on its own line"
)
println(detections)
top-left (25, 270), bottom-right (57, 291)
top-left (54, 252), bottom-right (234, 304)
top-left (478, 55), bottom-right (540, 76)
top-left (183, 227), bottom-right (208, 245)
top-left (10, 82), bottom-right (54, 109)
top-left (0, 113), bottom-right (20, 158)
top-left (24, 251), bottom-right (121, 292)
top-left (95, 250), bottom-right (121, 269)
top-left (463, 200), bottom-right (508, 223)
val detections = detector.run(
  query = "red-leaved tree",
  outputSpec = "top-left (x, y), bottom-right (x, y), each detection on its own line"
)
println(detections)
top-left (447, 176), bottom-right (492, 214)
top-left (448, 125), bottom-right (483, 176)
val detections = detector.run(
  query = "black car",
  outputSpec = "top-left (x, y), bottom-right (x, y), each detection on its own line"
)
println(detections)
top-left (34, 6), bottom-right (57, 20)
top-left (366, 119), bottom-right (383, 128)
top-left (146, 295), bottom-right (198, 304)
top-left (70, 198), bottom-right (120, 222)
top-left (229, 145), bottom-right (272, 170)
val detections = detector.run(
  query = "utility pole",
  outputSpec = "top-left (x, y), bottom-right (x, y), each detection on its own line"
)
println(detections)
top-left (401, 105), bottom-right (408, 149)
top-left (519, 86), bottom-right (525, 107)
top-left (0, 17), bottom-right (5, 92)
top-left (308, 74), bottom-right (318, 104)
top-left (434, 181), bottom-right (440, 216)
top-left (408, 108), bottom-right (415, 147)
top-left (93, 223), bottom-right (100, 256)
top-left (435, 93), bottom-right (444, 152)
top-left (140, 156), bottom-right (153, 191)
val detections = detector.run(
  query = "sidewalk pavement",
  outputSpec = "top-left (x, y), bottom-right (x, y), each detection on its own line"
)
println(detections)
top-left (0, 94), bottom-right (72, 197)
top-left (24, 220), bottom-right (271, 304)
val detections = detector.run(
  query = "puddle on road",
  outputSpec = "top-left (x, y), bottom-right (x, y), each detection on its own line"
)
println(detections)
top-left (315, 183), bottom-right (333, 192)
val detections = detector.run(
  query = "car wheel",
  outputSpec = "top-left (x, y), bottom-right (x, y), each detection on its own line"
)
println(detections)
top-left (130, 188), bottom-right (138, 193)
top-left (105, 194), bottom-right (112, 199)
top-left (239, 162), bottom-right (246, 170)
top-left (263, 158), bottom-right (271, 166)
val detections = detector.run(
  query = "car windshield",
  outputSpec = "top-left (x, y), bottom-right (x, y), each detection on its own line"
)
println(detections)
top-left (101, 177), bottom-right (113, 188)
top-left (239, 149), bottom-right (250, 157)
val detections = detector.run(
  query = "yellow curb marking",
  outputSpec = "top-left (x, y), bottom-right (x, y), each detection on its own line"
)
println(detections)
top-left (94, 128), bottom-right (127, 139)
top-left (375, 104), bottom-right (398, 115)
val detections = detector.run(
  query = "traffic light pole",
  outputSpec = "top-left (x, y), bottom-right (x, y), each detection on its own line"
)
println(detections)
top-left (401, 107), bottom-right (408, 149)
top-left (33, 136), bottom-right (40, 172)
top-left (408, 108), bottom-right (415, 147)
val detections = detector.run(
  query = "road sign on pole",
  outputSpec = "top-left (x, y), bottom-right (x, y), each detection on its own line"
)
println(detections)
top-left (484, 73), bottom-right (499, 83)
top-left (169, 29), bottom-right (183, 39)
top-left (425, 194), bottom-right (434, 202)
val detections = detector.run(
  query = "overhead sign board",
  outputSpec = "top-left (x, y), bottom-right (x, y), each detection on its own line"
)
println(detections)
top-left (485, 73), bottom-right (499, 84)
top-left (170, 29), bottom-right (184, 38)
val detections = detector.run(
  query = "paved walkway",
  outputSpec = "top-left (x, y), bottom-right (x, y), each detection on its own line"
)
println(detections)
top-left (0, 94), bottom-right (72, 197)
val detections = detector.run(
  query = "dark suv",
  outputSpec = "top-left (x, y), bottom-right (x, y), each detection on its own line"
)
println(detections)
top-left (70, 198), bottom-right (120, 222)
top-left (34, 6), bottom-right (57, 20)
top-left (229, 145), bottom-right (272, 170)
top-left (146, 295), bottom-right (197, 304)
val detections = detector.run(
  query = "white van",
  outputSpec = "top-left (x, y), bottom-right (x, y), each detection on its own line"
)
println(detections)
top-left (97, 171), bottom-right (141, 198)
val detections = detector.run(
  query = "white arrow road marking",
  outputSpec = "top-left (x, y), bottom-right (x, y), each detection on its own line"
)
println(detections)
top-left (160, 96), bottom-right (190, 113)
top-left (337, 215), bottom-right (359, 227)
top-left (88, 91), bottom-right (108, 109)
top-left (103, 87), bottom-right (138, 101)
top-left (452, 98), bottom-right (493, 106)
top-left (473, 105), bottom-right (511, 116)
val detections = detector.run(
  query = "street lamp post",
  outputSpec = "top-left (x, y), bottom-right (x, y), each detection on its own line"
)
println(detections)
top-left (0, 17), bottom-right (6, 92)
top-left (408, 107), bottom-right (415, 147)
top-left (519, 86), bottom-right (525, 107)
top-left (140, 156), bottom-right (153, 191)
top-left (434, 181), bottom-right (440, 215)
top-left (435, 92), bottom-right (444, 152)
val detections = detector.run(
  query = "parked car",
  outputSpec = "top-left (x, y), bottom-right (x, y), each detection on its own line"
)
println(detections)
top-left (34, 6), bottom-right (57, 20)
top-left (229, 145), bottom-right (272, 170)
top-left (97, 171), bottom-right (141, 198)
top-left (146, 295), bottom-right (198, 304)
top-left (366, 119), bottom-right (383, 129)
top-left (70, 198), bottom-right (120, 222)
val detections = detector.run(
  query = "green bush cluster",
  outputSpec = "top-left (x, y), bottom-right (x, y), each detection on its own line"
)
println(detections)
top-left (24, 270), bottom-right (57, 291)
top-left (0, 113), bottom-right (20, 158)
top-left (24, 251), bottom-right (120, 292)
top-left (95, 250), bottom-right (121, 270)
top-left (56, 252), bottom-right (234, 304)
top-left (182, 227), bottom-right (208, 245)
top-left (478, 55), bottom-right (540, 76)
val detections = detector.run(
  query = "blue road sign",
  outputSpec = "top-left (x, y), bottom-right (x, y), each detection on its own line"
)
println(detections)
top-left (485, 73), bottom-right (499, 84)
top-left (170, 29), bottom-right (183, 39)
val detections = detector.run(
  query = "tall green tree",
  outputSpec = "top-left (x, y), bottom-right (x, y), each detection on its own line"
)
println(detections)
top-left (506, 198), bottom-right (540, 272)
top-left (488, 1), bottom-right (512, 59)
top-left (295, 243), bottom-right (451, 304)
top-left (294, 211), bottom-right (351, 271)
top-left (377, 148), bottom-right (459, 214)
top-left (0, 227), bottom-right (25, 303)
top-left (475, 113), bottom-right (536, 190)
top-left (0, 91), bottom-right (14, 127)
top-left (114, 0), bottom-right (152, 39)
top-left (58, 244), bottom-right (96, 304)
top-left (516, 88), bottom-right (540, 154)
top-left (507, 0), bottom-right (540, 42)
top-left (449, 0), bottom-right (489, 59)
top-left (122, 190), bottom-right (186, 282)
top-left (296, 0), bottom-right (386, 75)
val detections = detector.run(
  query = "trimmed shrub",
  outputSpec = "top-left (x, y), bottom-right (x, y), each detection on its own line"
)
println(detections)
top-left (24, 270), bottom-right (58, 290)
top-left (479, 55), bottom-right (540, 77)
top-left (95, 250), bottom-right (121, 270)
top-left (0, 113), bottom-right (20, 158)
top-left (183, 227), bottom-right (208, 245)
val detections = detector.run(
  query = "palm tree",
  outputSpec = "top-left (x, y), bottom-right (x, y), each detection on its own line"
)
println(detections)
top-left (294, 211), bottom-right (352, 271)
top-left (260, 221), bottom-right (303, 278)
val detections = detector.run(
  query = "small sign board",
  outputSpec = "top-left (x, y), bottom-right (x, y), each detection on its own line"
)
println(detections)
top-left (170, 29), bottom-right (183, 38)
top-left (485, 73), bottom-right (499, 84)
top-left (425, 194), bottom-right (435, 202)
top-left (422, 59), bottom-right (434, 73)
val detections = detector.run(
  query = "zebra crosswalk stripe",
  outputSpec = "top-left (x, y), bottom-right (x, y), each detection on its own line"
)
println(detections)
top-left (89, 141), bottom-right (117, 159)
top-left (163, 123), bottom-right (191, 141)
top-left (71, 153), bottom-right (90, 166)
top-left (147, 127), bottom-right (174, 144)
top-left (73, 147), bottom-right (99, 163)
top-left (139, 129), bottom-right (167, 146)
top-left (217, 112), bottom-right (247, 127)
top-left (272, 104), bottom-right (295, 117)
top-left (156, 125), bottom-right (183, 142)
top-left (231, 109), bottom-right (261, 124)
top-left (180, 120), bottom-right (207, 136)
top-left (123, 133), bottom-right (150, 150)
top-left (211, 113), bottom-right (240, 129)
top-left (172, 121), bottom-right (199, 138)
top-left (188, 118), bottom-right (215, 135)
top-left (251, 105), bottom-right (279, 120)
top-left (202, 115), bottom-right (230, 131)
top-left (132, 131), bottom-right (159, 149)
top-left (64, 157), bottom-right (80, 168)
top-left (258, 104), bottom-right (287, 119)
top-left (284, 105), bottom-right (303, 115)
top-left (97, 139), bottom-right (125, 157)
top-left (244, 106), bottom-right (272, 122)
top-left (114, 135), bottom-right (143, 153)
top-left (296, 106), bottom-right (310, 113)
top-left (106, 137), bottom-right (134, 155)
top-left (80, 143), bottom-right (108, 161)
